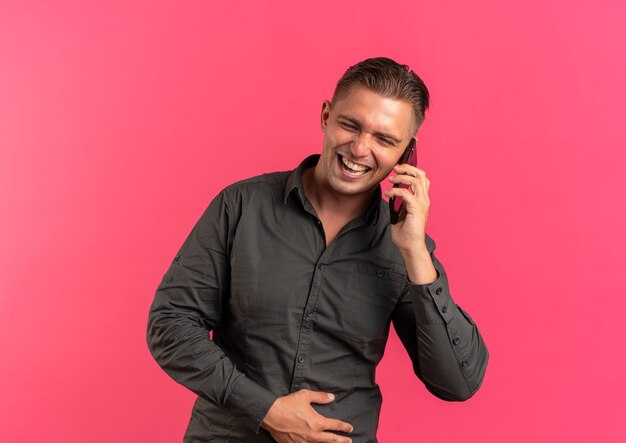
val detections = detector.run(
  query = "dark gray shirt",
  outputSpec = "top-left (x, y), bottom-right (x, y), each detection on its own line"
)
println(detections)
top-left (147, 155), bottom-right (489, 442)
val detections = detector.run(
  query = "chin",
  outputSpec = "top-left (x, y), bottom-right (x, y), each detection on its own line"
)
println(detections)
top-left (327, 176), bottom-right (376, 196)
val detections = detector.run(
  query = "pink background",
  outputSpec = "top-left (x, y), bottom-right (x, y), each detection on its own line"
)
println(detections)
top-left (1, 1), bottom-right (625, 441)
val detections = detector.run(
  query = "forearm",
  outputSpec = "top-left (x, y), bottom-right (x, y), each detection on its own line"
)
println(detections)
top-left (408, 271), bottom-right (489, 400)
top-left (394, 237), bottom-right (489, 401)
top-left (400, 243), bottom-right (438, 285)
top-left (147, 265), bottom-right (278, 433)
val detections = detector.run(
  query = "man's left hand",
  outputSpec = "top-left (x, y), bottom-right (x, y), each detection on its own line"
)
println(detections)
top-left (384, 164), bottom-right (437, 284)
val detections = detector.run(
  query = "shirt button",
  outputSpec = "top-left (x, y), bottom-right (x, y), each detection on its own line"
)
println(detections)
top-left (453, 337), bottom-right (461, 345)
top-left (435, 287), bottom-right (443, 295)
top-left (462, 360), bottom-right (469, 368)
top-left (442, 305), bottom-right (448, 313)
top-left (318, 263), bottom-right (325, 270)
top-left (306, 310), bottom-right (313, 317)
top-left (173, 255), bottom-right (180, 262)
top-left (315, 219), bottom-right (321, 225)
top-left (376, 270), bottom-right (385, 278)
top-left (298, 356), bottom-right (305, 363)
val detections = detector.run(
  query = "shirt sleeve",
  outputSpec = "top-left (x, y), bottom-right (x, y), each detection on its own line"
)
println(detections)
top-left (391, 234), bottom-right (489, 401)
top-left (146, 189), bottom-right (278, 434)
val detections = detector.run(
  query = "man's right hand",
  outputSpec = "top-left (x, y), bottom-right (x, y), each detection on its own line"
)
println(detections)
top-left (260, 389), bottom-right (353, 443)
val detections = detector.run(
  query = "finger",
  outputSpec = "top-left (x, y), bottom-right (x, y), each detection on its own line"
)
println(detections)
top-left (322, 418), bottom-right (354, 434)
top-left (388, 173), bottom-right (419, 188)
top-left (386, 180), bottom-right (426, 201)
top-left (385, 187), bottom-right (414, 203)
top-left (308, 390), bottom-right (336, 404)
top-left (413, 173), bottom-right (430, 203)
top-left (392, 168), bottom-right (429, 201)
top-left (316, 431), bottom-right (353, 443)
top-left (393, 164), bottom-right (427, 179)
top-left (413, 175), bottom-right (430, 205)
top-left (385, 186), bottom-right (429, 209)
top-left (418, 173), bottom-right (430, 204)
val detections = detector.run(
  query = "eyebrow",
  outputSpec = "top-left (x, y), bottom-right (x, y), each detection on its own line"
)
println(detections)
top-left (337, 114), bottom-right (402, 145)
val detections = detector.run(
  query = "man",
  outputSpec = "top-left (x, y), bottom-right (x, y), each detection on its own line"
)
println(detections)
top-left (147, 57), bottom-right (489, 443)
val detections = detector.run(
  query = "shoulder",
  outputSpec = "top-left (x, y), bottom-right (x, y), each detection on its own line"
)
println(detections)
top-left (219, 169), bottom-right (291, 208)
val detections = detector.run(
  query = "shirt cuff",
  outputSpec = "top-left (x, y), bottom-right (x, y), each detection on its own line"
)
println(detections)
top-left (407, 269), bottom-right (457, 324)
top-left (225, 374), bottom-right (279, 434)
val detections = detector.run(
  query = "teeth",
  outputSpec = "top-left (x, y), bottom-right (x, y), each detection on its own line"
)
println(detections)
top-left (341, 155), bottom-right (369, 173)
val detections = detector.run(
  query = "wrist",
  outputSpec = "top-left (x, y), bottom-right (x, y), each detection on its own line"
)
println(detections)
top-left (402, 246), bottom-right (437, 285)
top-left (260, 397), bottom-right (280, 431)
top-left (398, 240), bottom-right (429, 261)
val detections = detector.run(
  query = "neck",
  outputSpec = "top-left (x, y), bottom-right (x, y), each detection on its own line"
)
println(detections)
top-left (302, 164), bottom-right (376, 221)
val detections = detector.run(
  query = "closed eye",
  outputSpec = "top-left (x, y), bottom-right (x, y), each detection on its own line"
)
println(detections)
top-left (339, 121), bottom-right (359, 131)
top-left (377, 137), bottom-right (395, 147)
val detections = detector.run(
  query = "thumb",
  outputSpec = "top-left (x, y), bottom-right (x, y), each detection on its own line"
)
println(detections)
top-left (308, 391), bottom-right (336, 404)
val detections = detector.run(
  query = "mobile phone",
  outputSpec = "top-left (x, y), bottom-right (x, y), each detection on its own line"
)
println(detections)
top-left (389, 138), bottom-right (417, 224)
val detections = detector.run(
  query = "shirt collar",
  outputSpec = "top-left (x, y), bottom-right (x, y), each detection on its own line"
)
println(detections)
top-left (284, 154), bottom-right (382, 225)
top-left (284, 154), bottom-right (319, 205)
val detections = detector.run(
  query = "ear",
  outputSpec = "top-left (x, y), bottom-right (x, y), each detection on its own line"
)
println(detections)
top-left (320, 100), bottom-right (331, 132)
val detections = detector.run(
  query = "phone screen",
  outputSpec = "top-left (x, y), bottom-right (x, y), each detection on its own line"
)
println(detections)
top-left (389, 138), bottom-right (417, 224)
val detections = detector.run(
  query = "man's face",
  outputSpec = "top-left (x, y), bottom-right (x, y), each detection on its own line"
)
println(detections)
top-left (319, 85), bottom-right (415, 197)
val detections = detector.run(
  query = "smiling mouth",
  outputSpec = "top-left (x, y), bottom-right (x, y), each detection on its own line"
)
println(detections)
top-left (337, 154), bottom-right (371, 176)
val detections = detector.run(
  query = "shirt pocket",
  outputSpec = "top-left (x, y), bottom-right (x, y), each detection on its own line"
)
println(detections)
top-left (343, 261), bottom-right (406, 345)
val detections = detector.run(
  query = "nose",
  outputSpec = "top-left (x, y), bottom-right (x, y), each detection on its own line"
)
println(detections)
top-left (349, 133), bottom-right (372, 159)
